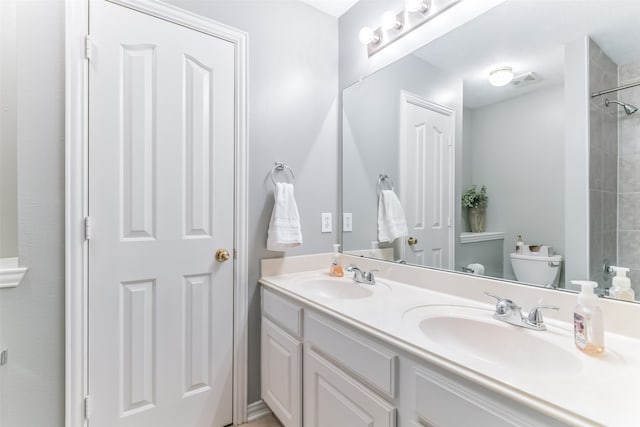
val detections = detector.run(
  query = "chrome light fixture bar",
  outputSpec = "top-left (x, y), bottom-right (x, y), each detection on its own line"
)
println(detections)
top-left (360, 0), bottom-right (462, 57)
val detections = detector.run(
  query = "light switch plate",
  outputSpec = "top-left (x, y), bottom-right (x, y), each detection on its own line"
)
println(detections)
top-left (343, 213), bottom-right (352, 232)
top-left (321, 213), bottom-right (332, 233)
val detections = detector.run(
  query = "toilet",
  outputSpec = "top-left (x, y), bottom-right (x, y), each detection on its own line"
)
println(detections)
top-left (510, 248), bottom-right (563, 287)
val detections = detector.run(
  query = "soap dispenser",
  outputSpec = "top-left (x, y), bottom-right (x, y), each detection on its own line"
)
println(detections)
top-left (329, 244), bottom-right (344, 277)
top-left (610, 266), bottom-right (634, 301)
top-left (571, 280), bottom-right (604, 355)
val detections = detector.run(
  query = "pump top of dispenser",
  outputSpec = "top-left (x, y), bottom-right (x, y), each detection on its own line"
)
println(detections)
top-left (571, 280), bottom-right (599, 305)
top-left (612, 266), bottom-right (630, 282)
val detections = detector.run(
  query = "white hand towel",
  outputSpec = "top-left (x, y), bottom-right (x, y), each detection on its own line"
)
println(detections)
top-left (267, 182), bottom-right (302, 251)
top-left (377, 189), bottom-right (408, 243)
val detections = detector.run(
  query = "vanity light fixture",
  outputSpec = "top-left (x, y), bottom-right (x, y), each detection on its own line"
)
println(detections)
top-left (381, 11), bottom-right (403, 31)
top-left (358, 26), bottom-right (380, 45)
top-left (359, 0), bottom-right (460, 57)
top-left (405, 0), bottom-right (430, 14)
top-left (488, 66), bottom-right (514, 87)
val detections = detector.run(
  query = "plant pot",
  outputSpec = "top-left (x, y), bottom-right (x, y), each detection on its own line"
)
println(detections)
top-left (469, 207), bottom-right (486, 233)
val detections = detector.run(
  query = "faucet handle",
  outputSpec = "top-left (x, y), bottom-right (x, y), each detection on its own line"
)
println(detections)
top-left (483, 292), bottom-right (517, 315)
top-left (365, 269), bottom-right (379, 283)
top-left (527, 305), bottom-right (559, 326)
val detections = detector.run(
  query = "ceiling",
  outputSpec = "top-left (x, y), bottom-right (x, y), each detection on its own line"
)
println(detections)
top-left (298, 0), bottom-right (359, 17)
top-left (411, 0), bottom-right (640, 109)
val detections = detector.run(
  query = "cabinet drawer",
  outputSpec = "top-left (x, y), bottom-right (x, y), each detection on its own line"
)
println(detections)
top-left (263, 288), bottom-right (303, 338)
top-left (305, 313), bottom-right (397, 399)
top-left (414, 368), bottom-right (568, 427)
top-left (304, 348), bottom-right (396, 427)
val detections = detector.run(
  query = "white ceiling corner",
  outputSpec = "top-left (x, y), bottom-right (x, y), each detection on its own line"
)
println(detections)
top-left (297, 0), bottom-right (359, 17)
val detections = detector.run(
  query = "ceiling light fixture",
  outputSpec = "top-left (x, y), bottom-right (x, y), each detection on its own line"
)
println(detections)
top-left (381, 11), bottom-right (403, 30)
top-left (489, 67), bottom-right (514, 87)
top-left (358, 26), bottom-right (380, 45)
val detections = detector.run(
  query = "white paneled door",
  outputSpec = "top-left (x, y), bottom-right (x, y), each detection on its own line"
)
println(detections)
top-left (401, 93), bottom-right (454, 269)
top-left (88, 1), bottom-right (235, 426)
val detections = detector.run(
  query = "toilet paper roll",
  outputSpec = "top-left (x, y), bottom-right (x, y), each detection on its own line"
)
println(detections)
top-left (466, 263), bottom-right (485, 275)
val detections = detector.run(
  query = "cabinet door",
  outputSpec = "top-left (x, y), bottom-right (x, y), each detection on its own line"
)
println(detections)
top-left (261, 317), bottom-right (302, 427)
top-left (304, 348), bottom-right (396, 427)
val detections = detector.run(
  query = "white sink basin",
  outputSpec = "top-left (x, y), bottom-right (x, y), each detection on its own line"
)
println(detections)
top-left (296, 276), bottom-right (387, 300)
top-left (406, 305), bottom-right (582, 375)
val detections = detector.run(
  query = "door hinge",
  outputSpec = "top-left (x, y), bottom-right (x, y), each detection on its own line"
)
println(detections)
top-left (0, 349), bottom-right (7, 366)
top-left (84, 216), bottom-right (93, 240)
top-left (85, 35), bottom-right (92, 60)
top-left (84, 395), bottom-right (92, 419)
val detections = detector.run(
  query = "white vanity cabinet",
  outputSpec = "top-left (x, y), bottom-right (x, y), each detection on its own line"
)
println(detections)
top-left (261, 287), bottom-right (571, 427)
top-left (303, 313), bottom-right (397, 427)
top-left (261, 289), bottom-right (303, 427)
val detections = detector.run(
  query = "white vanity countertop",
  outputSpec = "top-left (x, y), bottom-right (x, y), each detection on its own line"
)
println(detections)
top-left (259, 254), bottom-right (640, 427)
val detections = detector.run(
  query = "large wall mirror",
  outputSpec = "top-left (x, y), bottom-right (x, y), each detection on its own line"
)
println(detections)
top-left (342, 0), bottom-right (640, 301)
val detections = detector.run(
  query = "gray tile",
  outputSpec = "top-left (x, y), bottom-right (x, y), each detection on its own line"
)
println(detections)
top-left (602, 191), bottom-right (617, 232)
top-left (603, 152), bottom-right (618, 192)
top-left (619, 63), bottom-right (640, 84)
top-left (589, 147), bottom-right (603, 190)
top-left (619, 231), bottom-right (640, 269)
top-left (619, 193), bottom-right (640, 230)
top-left (619, 155), bottom-right (639, 193)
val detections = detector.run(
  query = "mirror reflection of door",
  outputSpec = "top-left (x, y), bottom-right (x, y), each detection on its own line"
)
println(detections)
top-left (400, 92), bottom-right (455, 268)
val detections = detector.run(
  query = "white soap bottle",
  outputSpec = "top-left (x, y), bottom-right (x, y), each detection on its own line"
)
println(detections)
top-left (610, 266), bottom-right (634, 301)
top-left (571, 280), bottom-right (604, 355)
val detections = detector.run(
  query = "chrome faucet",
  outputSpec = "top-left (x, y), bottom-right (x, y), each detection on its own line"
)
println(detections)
top-left (345, 264), bottom-right (378, 285)
top-left (484, 293), bottom-right (558, 331)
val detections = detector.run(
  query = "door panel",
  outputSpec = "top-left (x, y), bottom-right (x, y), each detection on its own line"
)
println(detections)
top-left (402, 95), bottom-right (454, 269)
top-left (88, 1), bottom-right (235, 426)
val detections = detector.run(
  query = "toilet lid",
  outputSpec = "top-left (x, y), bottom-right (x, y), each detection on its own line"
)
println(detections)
top-left (510, 253), bottom-right (563, 262)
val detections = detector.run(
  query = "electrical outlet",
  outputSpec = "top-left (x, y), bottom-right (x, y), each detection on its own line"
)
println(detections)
top-left (321, 213), bottom-right (332, 233)
top-left (343, 213), bottom-right (353, 232)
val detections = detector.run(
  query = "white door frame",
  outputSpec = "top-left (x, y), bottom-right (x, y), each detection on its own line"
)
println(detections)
top-left (64, 1), bottom-right (248, 426)
top-left (398, 90), bottom-right (455, 268)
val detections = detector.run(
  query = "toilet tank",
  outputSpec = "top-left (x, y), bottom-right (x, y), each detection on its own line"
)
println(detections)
top-left (510, 253), bottom-right (563, 287)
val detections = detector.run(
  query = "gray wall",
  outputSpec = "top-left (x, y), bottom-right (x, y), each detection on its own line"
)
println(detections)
top-left (166, 0), bottom-right (339, 404)
top-left (0, 0), bottom-right (18, 258)
top-left (342, 55), bottom-right (462, 254)
top-left (588, 39), bottom-right (618, 289)
top-left (465, 85), bottom-right (566, 283)
top-left (1, 2), bottom-right (65, 426)
top-left (1, 1), bottom-right (338, 423)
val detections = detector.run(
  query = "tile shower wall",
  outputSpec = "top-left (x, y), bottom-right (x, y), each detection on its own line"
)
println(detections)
top-left (618, 63), bottom-right (640, 294)
top-left (589, 40), bottom-right (618, 289)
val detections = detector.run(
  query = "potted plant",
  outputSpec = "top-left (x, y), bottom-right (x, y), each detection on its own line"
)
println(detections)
top-left (462, 185), bottom-right (488, 232)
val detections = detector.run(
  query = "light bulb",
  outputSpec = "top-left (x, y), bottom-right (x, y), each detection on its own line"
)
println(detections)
top-left (358, 27), bottom-right (380, 45)
top-left (405, 0), bottom-right (429, 13)
top-left (488, 67), bottom-right (514, 87)
top-left (381, 11), bottom-right (402, 30)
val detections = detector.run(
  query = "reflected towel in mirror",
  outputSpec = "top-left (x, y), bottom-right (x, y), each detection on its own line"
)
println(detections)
top-left (267, 183), bottom-right (302, 251)
top-left (378, 190), bottom-right (408, 243)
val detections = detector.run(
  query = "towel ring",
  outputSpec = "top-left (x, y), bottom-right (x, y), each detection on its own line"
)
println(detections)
top-left (377, 174), bottom-right (394, 196)
top-left (271, 162), bottom-right (295, 186)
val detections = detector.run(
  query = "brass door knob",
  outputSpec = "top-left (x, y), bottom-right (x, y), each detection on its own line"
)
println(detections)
top-left (215, 249), bottom-right (231, 262)
top-left (407, 237), bottom-right (418, 246)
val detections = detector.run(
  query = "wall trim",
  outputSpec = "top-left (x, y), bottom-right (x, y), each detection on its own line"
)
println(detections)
top-left (65, 1), bottom-right (249, 425)
top-left (247, 400), bottom-right (273, 422)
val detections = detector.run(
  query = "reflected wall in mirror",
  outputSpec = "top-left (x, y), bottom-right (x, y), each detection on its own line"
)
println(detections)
top-left (0, 0), bottom-right (18, 259)
top-left (342, 0), bottom-right (640, 301)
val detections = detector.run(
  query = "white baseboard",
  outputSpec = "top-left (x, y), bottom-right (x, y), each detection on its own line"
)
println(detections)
top-left (247, 400), bottom-right (272, 422)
